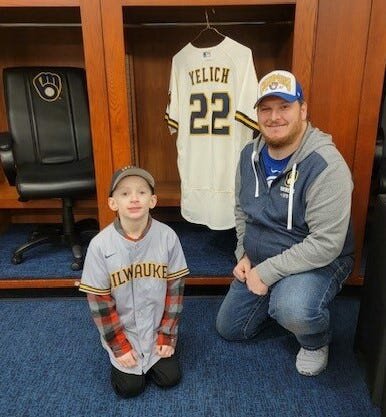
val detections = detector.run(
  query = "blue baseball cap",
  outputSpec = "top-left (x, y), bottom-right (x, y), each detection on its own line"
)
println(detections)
top-left (255, 70), bottom-right (304, 107)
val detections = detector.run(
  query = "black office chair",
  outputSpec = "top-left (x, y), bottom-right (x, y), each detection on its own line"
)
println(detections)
top-left (0, 67), bottom-right (98, 270)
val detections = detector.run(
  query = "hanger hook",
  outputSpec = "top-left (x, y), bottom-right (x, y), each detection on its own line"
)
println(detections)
top-left (205, 9), bottom-right (210, 28)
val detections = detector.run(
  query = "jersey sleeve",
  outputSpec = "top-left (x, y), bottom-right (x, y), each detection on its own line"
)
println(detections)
top-left (156, 276), bottom-right (185, 347)
top-left (87, 293), bottom-right (133, 357)
top-left (164, 58), bottom-right (179, 134)
top-left (79, 239), bottom-right (111, 295)
top-left (166, 231), bottom-right (189, 280)
top-left (234, 50), bottom-right (259, 131)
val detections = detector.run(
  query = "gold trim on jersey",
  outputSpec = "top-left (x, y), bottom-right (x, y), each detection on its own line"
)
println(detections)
top-left (165, 113), bottom-right (178, 130)
top-left (167, 267), bottom-right (190, 280)
top-left (235, 111), bottom-right (259, 131)
top-left (78, 283), bottom-right (111, 295)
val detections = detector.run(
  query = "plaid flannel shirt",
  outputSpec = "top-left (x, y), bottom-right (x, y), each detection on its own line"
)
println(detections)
top-left (87, 276), bottom-right (185, 357)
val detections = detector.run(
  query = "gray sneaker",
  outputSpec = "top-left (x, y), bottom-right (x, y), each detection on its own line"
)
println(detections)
top-left (296, 345), bottom-right (329, 376)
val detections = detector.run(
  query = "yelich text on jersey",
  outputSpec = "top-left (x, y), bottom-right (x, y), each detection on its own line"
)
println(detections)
top-left (189, 67), bottom-right (230, 85)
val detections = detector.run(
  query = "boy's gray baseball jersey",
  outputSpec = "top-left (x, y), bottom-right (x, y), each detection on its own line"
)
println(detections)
top-left (79, 219), bottom-right (189, 375)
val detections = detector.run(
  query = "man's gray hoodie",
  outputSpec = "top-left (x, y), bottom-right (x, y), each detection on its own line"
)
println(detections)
top-left (235, 123), bottom-right (354, 287)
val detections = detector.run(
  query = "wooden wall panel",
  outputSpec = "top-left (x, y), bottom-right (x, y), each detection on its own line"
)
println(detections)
top-left (100, 0), bottom-right (132, 170)
top-left (0, 24), bottom-right (90, 212)
top-left (127, 19), bottom-right (294, 188)
top-left (0, 2), bottom-right (113, 228)
top-left (292, 0), bottom-right (317, 101)
top-left (80, 0), bottom-right (113, 227)
top-left (309, 0), bottom-right (372, 167)
top-left (0, 27), bottom-right (85, 135)
top-left (120, 0), bottom-right (295, 5)
top-left (1, 0), bottom-right (383, 287)
top-left (0, 1), bottom-right (79, 6)
top-left (100, 2), bottom-right (303, 208)
top-left (309, 0), bottom-right (385, 284)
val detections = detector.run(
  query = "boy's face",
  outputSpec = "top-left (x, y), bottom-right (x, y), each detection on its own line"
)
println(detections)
top-left (108, 175), bottom-right (156, 222)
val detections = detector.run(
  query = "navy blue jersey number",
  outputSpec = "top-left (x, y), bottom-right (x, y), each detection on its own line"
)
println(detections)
top-left (190, 92), bottom-right (230, 135)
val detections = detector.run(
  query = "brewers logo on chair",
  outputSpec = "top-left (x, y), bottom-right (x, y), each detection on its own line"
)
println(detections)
top-left (32, 72), bottom-right (62, 102)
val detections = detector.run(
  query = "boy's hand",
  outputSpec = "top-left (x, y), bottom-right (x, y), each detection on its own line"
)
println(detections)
top-left (156, 345), bottom-right (175, 358)
top-left (116, 349), bottom-right (138, 368)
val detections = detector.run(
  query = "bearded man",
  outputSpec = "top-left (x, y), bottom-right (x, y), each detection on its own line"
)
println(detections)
top-left (216, 70), bottom-right (354, 376)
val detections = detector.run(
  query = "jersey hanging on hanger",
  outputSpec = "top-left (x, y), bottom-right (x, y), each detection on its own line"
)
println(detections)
top-left (165, 36), bottom-right (258, 230)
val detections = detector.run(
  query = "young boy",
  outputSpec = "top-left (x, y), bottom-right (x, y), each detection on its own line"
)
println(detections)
top-left (79, 166), bottom-right (189, 398)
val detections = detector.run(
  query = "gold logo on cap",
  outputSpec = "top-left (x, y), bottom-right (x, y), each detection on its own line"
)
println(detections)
top-left (260, 74), bottom-right (292, 95)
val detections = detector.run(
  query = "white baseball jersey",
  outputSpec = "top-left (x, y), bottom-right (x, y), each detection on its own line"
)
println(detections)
top-left (165, 36), bottom-right (258, 230)
top-left (79, 219), bottom-right (189, 375)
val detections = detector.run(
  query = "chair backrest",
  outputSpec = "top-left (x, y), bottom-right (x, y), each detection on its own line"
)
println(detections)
top-left (3, 67), bottom-right (93, 166)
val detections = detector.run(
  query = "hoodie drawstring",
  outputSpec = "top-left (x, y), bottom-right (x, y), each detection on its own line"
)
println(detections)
top-left (251, 148), bottom-right (296, 230)
top-left (287, 163), bottom-right (297, 230)
top-left (251, 150), bottom-right (259, 197)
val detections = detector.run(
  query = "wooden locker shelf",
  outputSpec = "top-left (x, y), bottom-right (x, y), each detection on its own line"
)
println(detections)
top-left (0, 275), bottom-right (234, 290)
top-left (0, 183), bottom-right (97, 209)
top-left (0, 0), bottom-right (384, 287)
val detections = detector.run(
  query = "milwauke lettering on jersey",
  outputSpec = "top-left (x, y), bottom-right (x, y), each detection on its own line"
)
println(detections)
top-left (110, 263), bottom-right (168, 288)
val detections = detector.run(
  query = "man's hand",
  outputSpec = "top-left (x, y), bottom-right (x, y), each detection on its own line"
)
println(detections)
top-left (116, 349), bottom-right (138, 368)
top-left (156, 345), bottom-right (175, 358)
top-left (233, 256), bottom-right (251, 282)
top-left (245, 267), bottom-right (269, 296)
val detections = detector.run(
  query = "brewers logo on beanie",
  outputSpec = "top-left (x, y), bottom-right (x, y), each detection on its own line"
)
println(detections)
top-left (255, 70), bottom-right (304, 107)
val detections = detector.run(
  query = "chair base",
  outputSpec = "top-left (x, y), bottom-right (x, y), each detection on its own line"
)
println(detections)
top-left (11, 199), bottom-right (98, 271)
top-left (12, 219), bottom-right (98, 271)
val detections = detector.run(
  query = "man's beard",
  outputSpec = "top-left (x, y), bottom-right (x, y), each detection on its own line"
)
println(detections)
top-left (262, 119), bottom-right (305, 149)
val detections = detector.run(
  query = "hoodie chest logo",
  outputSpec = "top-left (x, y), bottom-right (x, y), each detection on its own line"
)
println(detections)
top-left (280, 170), bottom-right (299, 198)
top-left (285, 170), bottom-right (298, 187)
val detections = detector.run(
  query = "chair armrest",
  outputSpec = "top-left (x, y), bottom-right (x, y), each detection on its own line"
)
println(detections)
top-left (0, 132), bottom-right (16, 186)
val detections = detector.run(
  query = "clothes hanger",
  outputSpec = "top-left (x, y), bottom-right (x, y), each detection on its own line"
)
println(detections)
top-left (191, 9), bottom-right (226, 47)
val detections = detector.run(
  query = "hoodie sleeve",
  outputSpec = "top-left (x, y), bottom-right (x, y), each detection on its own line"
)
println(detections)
top-left (256, 155), bottom-right (353, 286)
top-left (234, 159), bottom-right (248, 261)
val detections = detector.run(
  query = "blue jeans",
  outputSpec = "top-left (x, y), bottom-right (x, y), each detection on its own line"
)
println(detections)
top-left (216, 256), bottom-right (354, 350)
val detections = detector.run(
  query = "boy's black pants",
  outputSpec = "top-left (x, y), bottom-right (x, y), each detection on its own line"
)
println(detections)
top-left (111, 355), bottom-right (181, 398)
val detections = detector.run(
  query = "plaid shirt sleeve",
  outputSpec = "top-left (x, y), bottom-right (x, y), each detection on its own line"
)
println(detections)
top-left (86, 293), bottom-right (132, 357)
top-left (156, 276), bottom-right (185, 348)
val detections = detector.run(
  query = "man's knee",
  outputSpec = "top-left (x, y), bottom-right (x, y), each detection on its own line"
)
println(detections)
top-left (216, 311), bottom-right (260, 341)
top-left (216, 319), bottom-right (234, 341)
top-left (269, 300), bottom-right (327, 334)
top-left (216, 311), bottom-right (242, 341)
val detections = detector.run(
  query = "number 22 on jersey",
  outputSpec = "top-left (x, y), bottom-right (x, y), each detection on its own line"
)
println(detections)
top-left (190, 92), bottom-right (230, 136)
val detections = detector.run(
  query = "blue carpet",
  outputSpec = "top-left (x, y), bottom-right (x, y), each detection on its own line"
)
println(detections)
top-left (0, 296), bottom-right (380, 417)
top-left (0, 223), bottom-right (236, 278)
